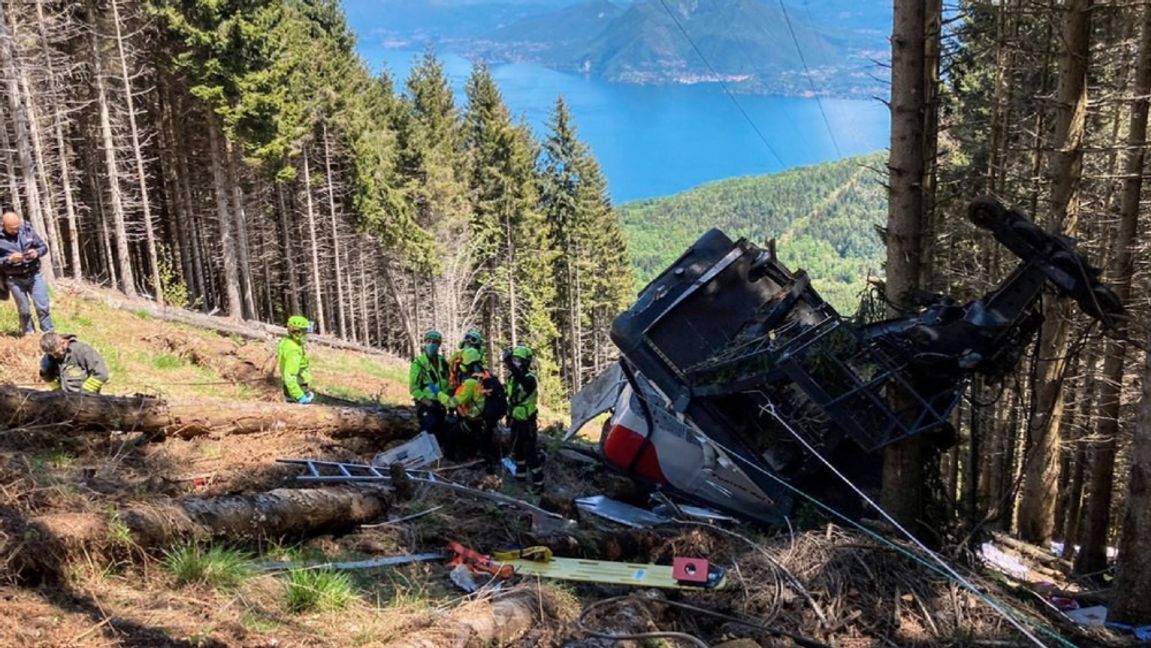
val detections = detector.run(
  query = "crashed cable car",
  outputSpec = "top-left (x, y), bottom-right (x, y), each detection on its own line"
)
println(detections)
top-left (569, 197), bottom-right (1124, 525)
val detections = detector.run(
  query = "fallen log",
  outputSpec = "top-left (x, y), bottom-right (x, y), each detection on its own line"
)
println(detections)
top-left (28, 486), bottom-right (389, 556)
top-left (989, 531), bottom-right (1072, 571)
top-left (0, 385), bottom-right (417, 439)
top-left (385, 588), bottom-right (568, 648)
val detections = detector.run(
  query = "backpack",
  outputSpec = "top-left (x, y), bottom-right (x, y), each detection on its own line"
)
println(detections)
top-left (480, 372), bottom-right (508, 421)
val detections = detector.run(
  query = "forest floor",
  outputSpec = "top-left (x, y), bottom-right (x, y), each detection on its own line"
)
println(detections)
top-left (0, 283), bottom-right (1131, 647)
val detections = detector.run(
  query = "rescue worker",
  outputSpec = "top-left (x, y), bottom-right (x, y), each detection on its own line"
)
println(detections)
top-left (39, 332), bottom-right (109, 394)
top-left (410, 329), bottom-right (451, 453)
top-left (279, 315), bottom-right (314, 404)
top-left (448, 329), bottom-right (484, 392)
top-left (438, 346), bottom-right (500, 473)
top-left (2, 210), bottom-right (54, 336)
top-left (505, 345), bottom-right (543, 492)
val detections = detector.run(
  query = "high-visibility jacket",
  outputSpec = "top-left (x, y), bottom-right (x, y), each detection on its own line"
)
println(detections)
top-left (409, 352), bottom-right (449, 403)
top-left (278, 334), bottom-right (312, 400)
top-left (39, 336), bottom-right (109, 394)
top-left (507, 369), bottom-right (538, 421)
top-left (450, 374), bottom-right (486, 420)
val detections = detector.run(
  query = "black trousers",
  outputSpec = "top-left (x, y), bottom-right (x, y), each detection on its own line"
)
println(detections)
top-left (417, 402), bottom-right (450, 456)
top-left (511, 416), bottom-right (542, 483)
top-left (457, 416), bottom-right (499, 472)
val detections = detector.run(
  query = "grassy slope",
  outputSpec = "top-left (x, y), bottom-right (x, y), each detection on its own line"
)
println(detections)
top-left (0, 283), bottom-right (411, 405)
top-left (618, 152), bottom-right (887, 313)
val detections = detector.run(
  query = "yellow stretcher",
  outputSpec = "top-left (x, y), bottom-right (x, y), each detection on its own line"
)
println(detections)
top-left (493, 548), bottom-right (727, 590)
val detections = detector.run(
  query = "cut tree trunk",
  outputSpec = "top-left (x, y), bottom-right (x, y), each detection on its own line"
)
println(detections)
top-left (18, 486), bottom-right (388, 575)
top-left (384, 589), bottom-right (558, 648)
top-left (0, 385), bottom-right (416, 439)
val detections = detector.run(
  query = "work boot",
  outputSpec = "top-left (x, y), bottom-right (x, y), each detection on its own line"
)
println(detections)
top-left (528, 469), bottom-right (544, 495)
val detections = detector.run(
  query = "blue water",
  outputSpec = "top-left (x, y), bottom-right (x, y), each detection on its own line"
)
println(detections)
top-left (359, 45), bottom-right (890, 203)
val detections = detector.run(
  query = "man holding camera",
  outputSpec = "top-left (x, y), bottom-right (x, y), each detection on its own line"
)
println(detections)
top-left (1, 210), bottom-right (54, 336)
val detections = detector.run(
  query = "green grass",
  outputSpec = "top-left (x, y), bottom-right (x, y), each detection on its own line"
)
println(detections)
top-left (241, 612), bottom-right (281, 633)
top-left (162, 544), bottom-right (253, 590)
top-left (106, 516), bottom-right (134, 547)
top-left (48, 450), bottom-right (76, 468)
top-left (150, 353), bottom-right (186, 370)
top-left (324, 353), bottom-right (407, 384)
top-left (321, 384), bottom-right (374, 402)
top-left (283, 569), bottom-right (356, 613)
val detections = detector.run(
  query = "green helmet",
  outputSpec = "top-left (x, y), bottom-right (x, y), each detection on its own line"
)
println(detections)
top-left (461, 347), bottom-right (483, 366)
top-left (463, 329), bottom-right (483, 347)
top-left (512, 345), bottom-right (533, 362)
top-left (423, 329), bottom-right (443, 344)
top-left (287, 315), bottom-right (310, 332)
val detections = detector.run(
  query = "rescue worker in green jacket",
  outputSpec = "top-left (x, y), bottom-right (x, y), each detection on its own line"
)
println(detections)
top-left (505, 345), bottom-right (543, 492)
top-left (410, 329), bottom-right (452, 456)
top-left (278, 315), bottom-right (314, 404)
top-left (39, 332), bottom-right (109, 394)
top-left (438, 346), bottom-right (500, 473)
top-left (448, 329), bottom-right (484, 392)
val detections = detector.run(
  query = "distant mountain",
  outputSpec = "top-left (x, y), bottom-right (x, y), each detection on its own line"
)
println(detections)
top-left (618, 153), bottom-right (887, 312)
top-left (346, 0), bottom-right (889, 97)
top-left (486, 0), bottom-right (625, 48)
top-left (343, 0), bottom-right (577, 42)
top-left (571, 0), bottom-right (833, 84)
top-left (456, 0), bottom-right (884, 96)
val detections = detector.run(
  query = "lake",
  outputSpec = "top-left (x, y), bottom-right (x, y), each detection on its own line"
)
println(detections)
top-left (359, 45), bottom-right (890, 203)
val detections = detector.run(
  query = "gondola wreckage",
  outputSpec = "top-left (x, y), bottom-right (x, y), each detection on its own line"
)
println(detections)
top-left (282, 196), bottom-right (1123, 591)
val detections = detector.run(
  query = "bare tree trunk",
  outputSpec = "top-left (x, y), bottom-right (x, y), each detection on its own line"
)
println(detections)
top-left (321, 122), bottom-right (347, 338)
top-left (34, 0), bottom-right (83, 279)
top-left (1076, 0), bottom-right (1148, 577)
top-left (302, 147), bottom-right (326, 332)
top-left (358, 240), bottom-right (370, 344)
top-left (881, 0), bottom-right (932, 529)
top-left (207, 118), bottom-right (242, 318)
top-left (0, 6), bottom-right (54, 282)
top-left (1018, 0), bottom-right (1092, 546)
top-left (27, 487), bottom-right (389, 561)
top-left (225, 140), bottom-right (256, 319)
top-left (107, 0), bottom-right (160, 301)
top-left (0, 104), bottom-right (25, 218)
top-left (17, 67), bottom-right (62, 271)
top-left (276, 181), bottom-right (301, 315)
top-left (90, 19), bottom-right (135, 294)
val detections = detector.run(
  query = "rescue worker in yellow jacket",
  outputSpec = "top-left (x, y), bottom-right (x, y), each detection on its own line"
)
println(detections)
top-left (410, 329), bottom-right (451, 454)
top-left (505, 345), bottom-right (543, 492)
top-left (448, 329), bottom-right (484, 392)
top-left (438, 347), bottom-right (502, 473)
top-left (39, 332), bottom-right (109, 394)
top-left (278, 315), bottom-right (314, 403)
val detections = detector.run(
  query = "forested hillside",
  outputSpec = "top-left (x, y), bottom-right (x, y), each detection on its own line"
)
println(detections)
top-left (0, 0), bottom-right (632, 398)
top-left (619, 153), bottom-right (886, 311)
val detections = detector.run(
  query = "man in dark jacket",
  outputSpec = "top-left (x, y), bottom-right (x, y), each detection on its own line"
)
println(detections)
top-left (40, 332), bottom-right (110, 394)
top-left (1, 210), bottom-right (54, 336)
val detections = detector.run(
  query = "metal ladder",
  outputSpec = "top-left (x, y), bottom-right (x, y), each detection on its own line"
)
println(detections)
top-left (276, 458), bottom-right (441, 483)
